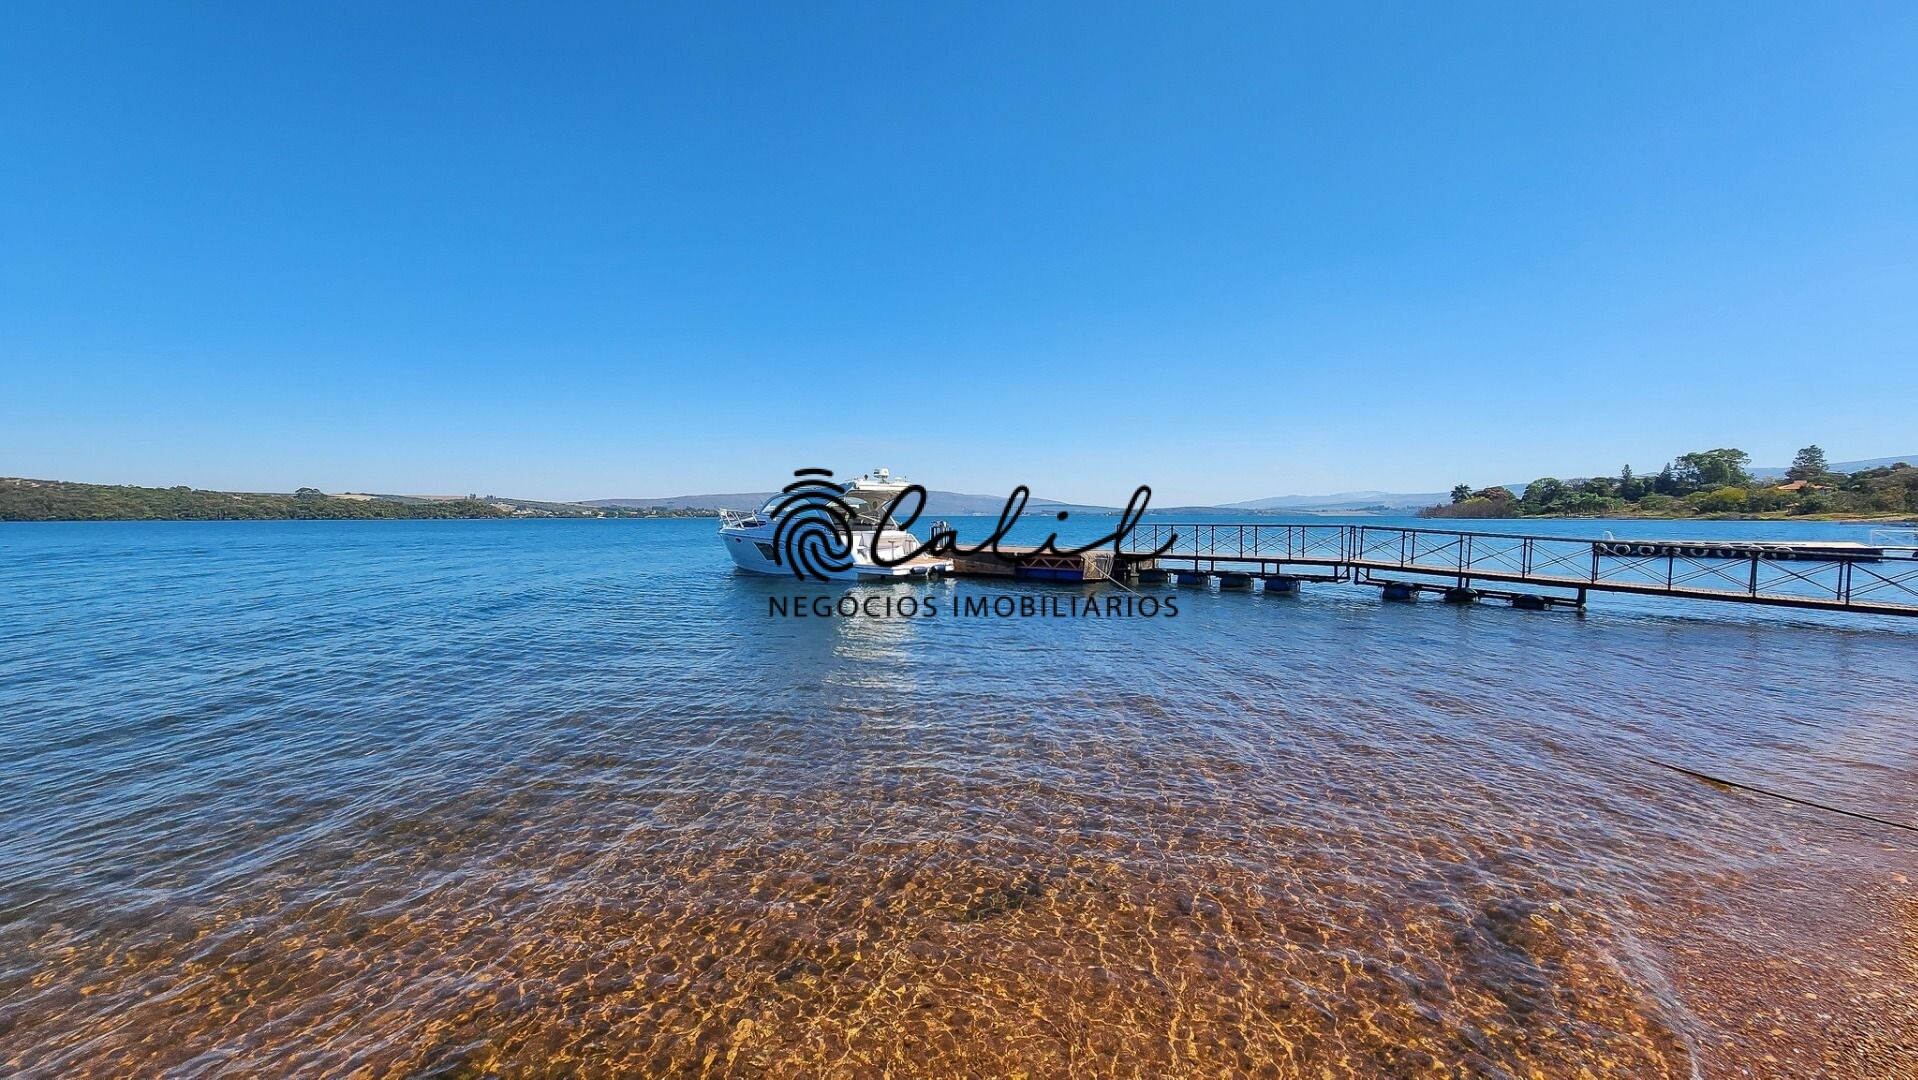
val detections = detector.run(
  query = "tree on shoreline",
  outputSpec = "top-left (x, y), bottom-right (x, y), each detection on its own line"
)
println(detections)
top-left (1671, 449), bottom-right (1752, 492)
top-left (1617, 465), bottom-right (1647, 501)
top-left (1787, 445), bottom-right (1831, 482)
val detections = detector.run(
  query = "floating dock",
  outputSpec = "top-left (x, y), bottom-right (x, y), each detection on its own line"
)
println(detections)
top-left (1112, 523), bottom-right (1918, 617)
top-left (921, 525), bottom-right (1918, 617)
top-left (944, 544), bottom-right (1119, 582)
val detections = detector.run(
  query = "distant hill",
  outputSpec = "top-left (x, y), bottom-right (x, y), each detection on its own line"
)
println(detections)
top-left (0, 478), bottom-right (518, 521)
top-left (586, 492), bottom-right (774, 511)
top-left (587, 490), bottom-right (1122, 516)
top-left (1219, 490), bottom-right (1450, 511)
top-left (1749, 454), bottom-right (1918, 480)
top-left (0, 478), bottom-right (701, 521)
top-left (344, 491), bottom-right (638, 516)
top-left (25, 453), bottom-right (1909, 524)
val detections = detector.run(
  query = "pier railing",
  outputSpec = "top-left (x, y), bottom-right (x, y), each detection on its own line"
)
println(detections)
top-left (1120, 523), bottom-right (1918, 617)
top-left (1129, 522), bottom-right (1349, 565)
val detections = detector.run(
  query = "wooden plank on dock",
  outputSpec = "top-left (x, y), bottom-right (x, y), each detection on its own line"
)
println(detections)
top-left (945, 545), bottom-right (1117, 582)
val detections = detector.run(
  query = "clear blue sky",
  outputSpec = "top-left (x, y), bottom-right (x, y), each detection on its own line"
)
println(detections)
top-left (3, 3), bottom-right (1914, 505)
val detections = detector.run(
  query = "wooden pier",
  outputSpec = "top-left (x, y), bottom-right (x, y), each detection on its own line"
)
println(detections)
top-left (945, 544), bottom-right (1119, 582)
top-left (1100, 523), bottom-right (1918, 617)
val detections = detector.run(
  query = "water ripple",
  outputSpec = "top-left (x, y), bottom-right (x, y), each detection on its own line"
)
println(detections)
top-left (0, 519), bottom-right (1913, 1077)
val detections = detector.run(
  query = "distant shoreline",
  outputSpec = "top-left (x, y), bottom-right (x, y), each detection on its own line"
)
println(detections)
top-left (5, 475), bottom-right (1909, 527)
top-left (1408, 510), bottom-right (1911, 524)
top-left (0, 478), bottom-right (716, 522)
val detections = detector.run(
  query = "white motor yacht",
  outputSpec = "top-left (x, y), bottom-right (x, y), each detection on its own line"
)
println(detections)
top-left (719, 468), bottom-right (951, 580)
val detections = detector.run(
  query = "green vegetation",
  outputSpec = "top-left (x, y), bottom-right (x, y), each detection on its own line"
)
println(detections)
top-left (0, 478), bottom-right (715, 521)
top-left (1786, 444), bottom-right (1830, 482)
top-left (1424, 446), bottom-right (1918, 520)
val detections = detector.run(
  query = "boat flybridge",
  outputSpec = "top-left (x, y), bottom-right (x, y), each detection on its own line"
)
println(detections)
top-left (718, 468), bottom-right (952, 580)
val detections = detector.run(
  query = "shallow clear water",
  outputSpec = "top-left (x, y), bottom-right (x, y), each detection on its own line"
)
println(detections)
top-left (1, 517), bottom-right (1914, 1077)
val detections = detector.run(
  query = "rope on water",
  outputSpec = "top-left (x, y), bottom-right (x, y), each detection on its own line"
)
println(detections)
top-left (1649, 758), bottom-right (1918, 835)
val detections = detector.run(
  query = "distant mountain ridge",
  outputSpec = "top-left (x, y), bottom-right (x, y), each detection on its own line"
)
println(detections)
top-left (12, 453), bottom-right (1910, 523)
top-left (1219, 490), bottom-right (1448, 511)
top-left (593, 454), bottom-right (1918, 515)
top-left (587, 490), bottom-right (1119, 516)
top-left (1748, 454), bottom-right (1917, 479)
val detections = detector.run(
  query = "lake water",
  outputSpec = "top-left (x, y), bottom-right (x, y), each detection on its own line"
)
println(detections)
top-left (2, 516), bottom-right (1914, 1077)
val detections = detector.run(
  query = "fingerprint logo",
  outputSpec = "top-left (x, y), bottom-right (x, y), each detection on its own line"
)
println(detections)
top-left (766, 469), bottom-right (855, 581)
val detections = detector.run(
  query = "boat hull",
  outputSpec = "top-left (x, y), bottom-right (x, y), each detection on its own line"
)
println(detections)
top-left (720, 527), bottom-right (947, 580)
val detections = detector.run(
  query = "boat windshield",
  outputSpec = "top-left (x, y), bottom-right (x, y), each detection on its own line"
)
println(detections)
top-left (841, 491), bottom-right (902, 527)
top-left (752, 489), bottom-right (902, 528)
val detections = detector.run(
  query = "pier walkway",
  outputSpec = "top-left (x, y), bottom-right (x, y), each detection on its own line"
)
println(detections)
top-left (1116, 524), bottom-right (1918, 617)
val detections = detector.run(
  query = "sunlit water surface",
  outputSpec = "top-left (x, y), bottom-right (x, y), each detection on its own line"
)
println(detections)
top-left (2, 517), bottom-right (1914, 1077)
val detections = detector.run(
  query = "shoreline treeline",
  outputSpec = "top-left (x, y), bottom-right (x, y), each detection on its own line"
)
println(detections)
top-left (1424, 447), bottom-right (1918, 520)
top-left (0, 478), bottom-right (716, 521)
